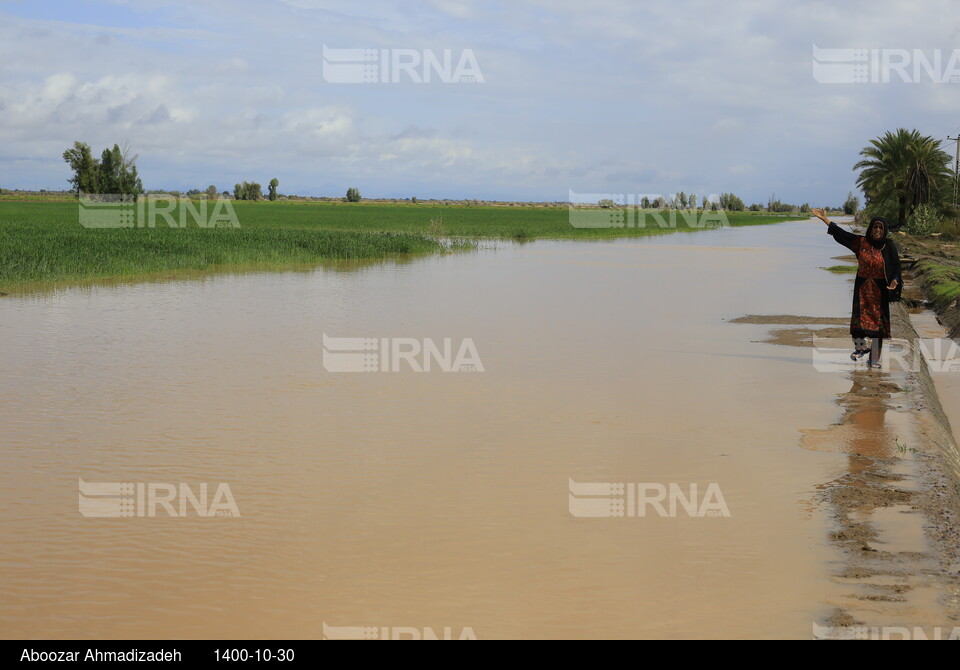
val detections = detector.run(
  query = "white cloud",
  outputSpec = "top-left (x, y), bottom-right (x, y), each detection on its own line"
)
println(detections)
top-left (2, 0), bottom-right (959, 202)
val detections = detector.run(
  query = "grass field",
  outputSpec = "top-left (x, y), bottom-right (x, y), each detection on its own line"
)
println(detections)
top-left (0, 200), bottom-right (807, 288)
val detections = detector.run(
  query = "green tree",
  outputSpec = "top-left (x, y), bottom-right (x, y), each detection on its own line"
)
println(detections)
top-left (233, 181), bottom-right (263, 200)
top-left (205, 185), bottom-right (218, 200)
top-left (268, 178), bottom-right (279, 201)
top-left (843, 191), bottom-right (859, 215)
top-left (62, 141), bottom-right (99, 195)
top-left (345, 187), bottom-right (361, 202)
top-left (765, 193), bottom-right (796, 212)
top-left (62, 141), bottom-right (142, 198)
top-left (854, 128), bottom-right (953, 228)
top-left (719, 193), bottom-right (745, 211)
top-left (119, 162), bottom-right (143, 197)
top-left (98, 146), bottom-right (122, 194)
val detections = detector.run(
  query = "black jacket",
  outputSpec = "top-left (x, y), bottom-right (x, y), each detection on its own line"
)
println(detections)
top-left (827, 221), bottom-right (902, 302)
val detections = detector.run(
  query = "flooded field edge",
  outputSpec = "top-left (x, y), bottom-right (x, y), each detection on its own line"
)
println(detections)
top-left (0, 216), bottom-right (807, 297)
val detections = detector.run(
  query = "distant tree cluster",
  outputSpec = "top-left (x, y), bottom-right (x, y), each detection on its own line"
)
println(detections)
top-left (161, 185), bottom-right (228, 200)
top-left (234, 181), bottom-right (263, 201)
top-left (345, 187), bottom-right (362, 203)
top-left (717, 193), bottom-right (745, 211)
top-left (671, 191), bottom-right (697, 208)
top-left (62, 141), bottom-right (143, 197)
top-left (765, 194), bottom-right (794, 213)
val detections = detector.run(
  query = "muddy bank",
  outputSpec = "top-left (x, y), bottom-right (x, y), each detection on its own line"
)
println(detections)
top-left (729, 315), bottom-right (849, 326)
top-left (819, 301), bottom-right (960, 629)
top-left (729, 314), bottom-right (848, 348)
top-left (856, 231), bottom-right (960, 338)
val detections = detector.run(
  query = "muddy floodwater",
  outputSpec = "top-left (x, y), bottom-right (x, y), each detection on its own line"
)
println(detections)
top-left (1, 220), bottom-right (953, 639)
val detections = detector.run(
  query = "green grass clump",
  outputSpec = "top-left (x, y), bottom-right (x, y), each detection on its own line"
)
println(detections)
top-left (822, 265), bottom-right (858, 274)
top-left (914, 260), bottom-right (960, 308)
top-left (0, 201), bottom-right (442, 286)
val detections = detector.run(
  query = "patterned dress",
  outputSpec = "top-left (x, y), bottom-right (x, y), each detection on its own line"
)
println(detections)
top-left (827, 222), bottom-right (897, 339)
top-left (850, 237), bottom-right (890, 338)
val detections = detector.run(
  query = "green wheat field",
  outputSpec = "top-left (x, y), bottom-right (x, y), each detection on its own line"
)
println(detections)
top-left (0, 200), bottom-right (805, 287)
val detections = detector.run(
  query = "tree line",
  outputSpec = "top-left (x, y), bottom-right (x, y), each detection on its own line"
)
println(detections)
top-left (61, 142), bottom-right (367, 204)
top-left (597, 192), bottom-right (823, 212)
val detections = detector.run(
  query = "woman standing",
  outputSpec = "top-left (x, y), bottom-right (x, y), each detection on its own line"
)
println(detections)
top-left (812, 208), bottom-right (902, 368)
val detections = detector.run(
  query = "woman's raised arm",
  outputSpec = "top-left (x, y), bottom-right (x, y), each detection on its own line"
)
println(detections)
top-left (813, 208), bottom-right (860, 252)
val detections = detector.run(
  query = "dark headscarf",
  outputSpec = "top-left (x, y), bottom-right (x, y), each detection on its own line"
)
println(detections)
top-left (867, 216), bottom-right (889, 249)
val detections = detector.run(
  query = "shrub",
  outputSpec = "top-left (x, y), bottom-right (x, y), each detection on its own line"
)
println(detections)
top-left (905, 202), bottom-right (940, 235)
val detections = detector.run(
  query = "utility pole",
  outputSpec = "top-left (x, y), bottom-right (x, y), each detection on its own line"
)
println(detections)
top-left (948, 134), bottom-right (960, 205)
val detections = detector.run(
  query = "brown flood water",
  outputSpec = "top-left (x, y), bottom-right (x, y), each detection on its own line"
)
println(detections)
top-left (0, 220), bottom-right (939, 639)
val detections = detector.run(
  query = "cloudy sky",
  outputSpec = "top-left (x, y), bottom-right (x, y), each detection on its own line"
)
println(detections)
top-left (2, 0), bottom-right (960, 204)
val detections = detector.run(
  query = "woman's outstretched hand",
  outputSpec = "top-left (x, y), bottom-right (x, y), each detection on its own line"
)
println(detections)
top-left (811, 208), bottom-right (830, 225)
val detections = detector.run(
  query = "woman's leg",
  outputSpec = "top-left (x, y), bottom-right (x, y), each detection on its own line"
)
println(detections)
top-left (851, 336), bottom-right (868, 361)
top-left (869, 337), bottom-right (883, 367)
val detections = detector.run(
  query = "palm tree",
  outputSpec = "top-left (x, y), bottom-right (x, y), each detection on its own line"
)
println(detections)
top-left (903, 135), bottom-right (953, 209)
top-left (854, 128), bottom-right (953, 228)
